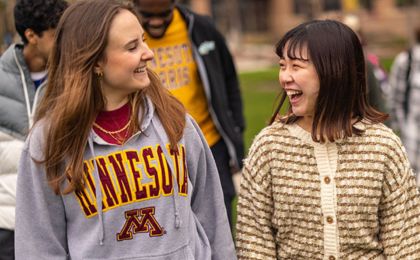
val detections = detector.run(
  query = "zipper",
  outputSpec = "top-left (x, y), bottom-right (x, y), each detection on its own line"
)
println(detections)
top-left (187, 14), bottom-right (239, 169)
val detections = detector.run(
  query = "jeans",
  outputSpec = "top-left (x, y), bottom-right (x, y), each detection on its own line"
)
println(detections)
top-left (0, 228), bottom-right (14, 260)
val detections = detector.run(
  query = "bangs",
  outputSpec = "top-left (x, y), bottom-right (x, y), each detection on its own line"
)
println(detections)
top-left (276, 28), bottom-right (309, 61)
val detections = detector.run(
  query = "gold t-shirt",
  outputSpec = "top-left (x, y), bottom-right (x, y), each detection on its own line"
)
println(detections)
top-left (145, 8), bottom-right (220, 146)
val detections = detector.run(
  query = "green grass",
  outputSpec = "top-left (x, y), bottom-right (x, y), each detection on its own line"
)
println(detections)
top-left (231, 67), bottom-right (280, 236)
top-left (239, 67), bottom-right (281, 150)
top-left (381, 57), bottom-right (394, 73)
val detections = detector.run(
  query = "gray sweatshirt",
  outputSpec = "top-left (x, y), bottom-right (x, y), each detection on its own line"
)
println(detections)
top-left (15, 96), bottom-right (236, 260)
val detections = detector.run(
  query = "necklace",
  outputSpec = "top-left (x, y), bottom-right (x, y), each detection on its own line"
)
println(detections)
top-left (93, 118), bottom-right (132, 145)
top-left (92, 118), bottom-right (131, 135)
top-left (107, 129), bottom-right (130, 145)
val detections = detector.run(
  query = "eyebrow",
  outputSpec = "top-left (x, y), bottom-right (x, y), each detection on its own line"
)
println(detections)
top-left (125, 38), bottom-right (139, 46)
top-left (280, 57), bottom-right (309, 62)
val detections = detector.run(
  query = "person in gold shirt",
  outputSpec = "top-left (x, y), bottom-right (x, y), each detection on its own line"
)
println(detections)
top-left (133, 0), bottom-right (245, 227)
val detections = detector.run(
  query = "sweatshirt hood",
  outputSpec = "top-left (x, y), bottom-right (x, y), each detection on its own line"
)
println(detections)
top-left (0, 43), bottom-right (44, 129)
top-left (0, 43), bottom-right (25, 74)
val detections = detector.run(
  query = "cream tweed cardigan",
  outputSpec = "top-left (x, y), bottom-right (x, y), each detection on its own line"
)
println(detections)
top-left (236, 120), bottom-right (420, 259)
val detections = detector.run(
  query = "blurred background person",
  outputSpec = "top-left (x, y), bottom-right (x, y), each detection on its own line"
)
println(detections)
top-left (343, 14), bottom-right (391, 121)
top-left (0, 0), bottom-right (68, 258)
top-left (133, 0), bottom-right (245, 227)
top-left (389, 25), bottom-right (420, 180)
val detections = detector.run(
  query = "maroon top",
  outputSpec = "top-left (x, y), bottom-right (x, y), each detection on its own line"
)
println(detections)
top-left (93, 102), bottom-right (131, 145)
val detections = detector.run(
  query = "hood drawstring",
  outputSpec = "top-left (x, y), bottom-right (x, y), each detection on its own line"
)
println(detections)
top-left (86, 99), bottom-right (181, 246)
top-left (151, 118), bottom-right (181, 229)
top-left (88, 133), bottom-right (105, 245)
top-left (13, 48), bottom-right (33, 127)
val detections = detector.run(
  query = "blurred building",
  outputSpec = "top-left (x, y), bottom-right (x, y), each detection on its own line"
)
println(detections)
top-left (1, 0), bottom-right (419, 59)
top-left (0, 0), bottom-right (15, 53)
top-left (182, 0), bottom-right (420, 60)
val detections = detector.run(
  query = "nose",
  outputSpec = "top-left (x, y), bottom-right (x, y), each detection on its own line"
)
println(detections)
top-left (142, 43), bottom-right (154, 61)
top-left (279, 68), bottom-right (293, 85)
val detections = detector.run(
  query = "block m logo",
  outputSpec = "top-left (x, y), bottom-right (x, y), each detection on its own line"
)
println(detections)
top-left (117, 207), bottom-right (164, 241)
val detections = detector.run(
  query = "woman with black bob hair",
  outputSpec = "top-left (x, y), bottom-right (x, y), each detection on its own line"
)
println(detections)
top-left (236, 20), bottom-right (420, 259)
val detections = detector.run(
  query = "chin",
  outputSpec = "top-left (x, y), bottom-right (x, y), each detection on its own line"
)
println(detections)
top-left (291, 107), bottom-right (303, 117)
top-left (137, 80), bottom-right (151, 89)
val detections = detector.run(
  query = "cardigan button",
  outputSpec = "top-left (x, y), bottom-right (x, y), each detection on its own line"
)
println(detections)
top-left (324, 176), bottom-right (331, 184)
top-left (326, 216), bottom-right (334, 224)
top-left (329, 256), bottom-right (336, 260)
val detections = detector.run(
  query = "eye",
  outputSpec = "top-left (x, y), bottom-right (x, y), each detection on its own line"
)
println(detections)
top-left (128, 44), bottom-right (138, 51)
top-left (279, 62), bottom-right (286, 70)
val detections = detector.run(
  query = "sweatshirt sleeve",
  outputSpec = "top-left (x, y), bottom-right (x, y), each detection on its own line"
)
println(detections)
top-left (378, 138), bottom-right (420, 258)
top-left (185, 116), bottom-right (237, 260)
top-left (15, 146), bottom-right (68, 259)
top-left (236, 131), bottom-right (277, 260)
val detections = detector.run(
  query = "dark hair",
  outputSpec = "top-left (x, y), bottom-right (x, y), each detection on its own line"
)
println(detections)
top-left (271, 20), bottom-right (388, 142)
top-left (133, 0), bottom-right (176, 5)
top-left (36, 0), bottom-right (186, 194)
top-left (415, 26), bottom-right (420, 43)
top-left (14, 0), bottom-right (68, 44)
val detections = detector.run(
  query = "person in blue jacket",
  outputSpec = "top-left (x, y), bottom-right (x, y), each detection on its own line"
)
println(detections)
top-left (0, 0), bottom-right (67, 258)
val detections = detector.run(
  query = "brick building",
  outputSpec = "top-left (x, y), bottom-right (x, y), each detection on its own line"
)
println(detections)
top-left (1, 0), bottom-right (419, 59)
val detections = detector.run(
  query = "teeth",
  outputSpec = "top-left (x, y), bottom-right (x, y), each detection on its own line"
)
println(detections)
top-left (134, 67), bottom-right (146, 73)
top-left (286, 90), bottom-right (302, 96)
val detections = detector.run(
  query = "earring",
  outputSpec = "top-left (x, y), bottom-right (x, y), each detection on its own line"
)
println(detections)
top-left (96, 71), bottom-right (103, 78)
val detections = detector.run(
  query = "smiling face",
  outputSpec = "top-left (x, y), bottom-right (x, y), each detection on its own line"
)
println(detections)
top-left (96, 9), bottom-right (154, 107)
top-left (134, 0), bottom-right (174, 39)
top-left (279, 43), bottom-right (320, 127)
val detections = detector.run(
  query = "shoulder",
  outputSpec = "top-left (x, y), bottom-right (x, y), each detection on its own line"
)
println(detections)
top-left (176, 5), bottom-right (213, 27)
top-left (176, 5), bottom-right (221, 39)
top-left (252, 121), bottom-right (287, 146)
top-left (365, 124), bottom-right (416, 193)
top-left (362, 122), bottom-right (403, 150)
top-left (183, 114), bottom-right (200, 136)
top-left (347, 122), bottom-right (403, 156)
top-left (24, 119), bottom-right (49, 160)
top-left (245, 121), bottom-right (293, 166)
top-left (182, 114), bottom-right (207, 148)
top-left (0, 44), bottom-right (24, 87)
top-left (357, 122), bottom-right (412, 183)
top-left (0, 44), bottom-right (22, 70)
top-left (250, 120), bottom-right (305, 152)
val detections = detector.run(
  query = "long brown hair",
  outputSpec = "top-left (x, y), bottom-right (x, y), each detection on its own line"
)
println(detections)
top-left (35, 0), bottom-right (185, 195)
top-left (270, 20), bottom-right (388, 142)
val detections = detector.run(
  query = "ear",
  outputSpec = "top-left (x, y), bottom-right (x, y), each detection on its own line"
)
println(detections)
top-left (94, 61), bottom-right (104, 74)
top-left (24, 29), bottom-right (38, 45)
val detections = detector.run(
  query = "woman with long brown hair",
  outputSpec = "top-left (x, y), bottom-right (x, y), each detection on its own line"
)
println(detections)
top-left (15, 1), bottom-right (235, 259)
top-left (236, 20), bottom-right (420, 259)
